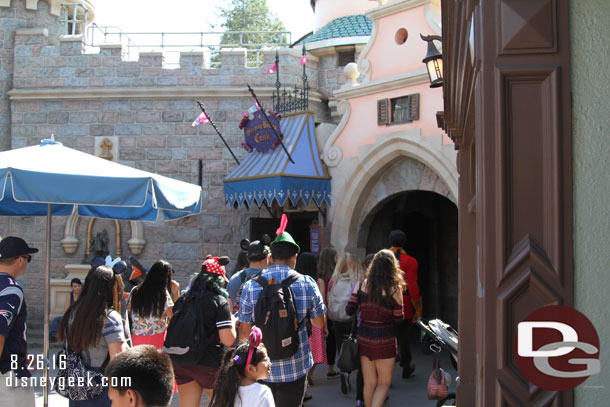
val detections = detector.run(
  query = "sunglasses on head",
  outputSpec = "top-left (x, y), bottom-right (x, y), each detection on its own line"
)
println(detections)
top-left (20, 254), bottom-right (32, 263)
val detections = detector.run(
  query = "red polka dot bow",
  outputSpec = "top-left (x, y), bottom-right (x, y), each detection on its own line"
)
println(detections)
top-left (202, 257), bottom-right (226, 277)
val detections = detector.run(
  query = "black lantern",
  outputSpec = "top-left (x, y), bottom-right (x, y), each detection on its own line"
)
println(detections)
top-left (420, 34), bottom-right (443, 88)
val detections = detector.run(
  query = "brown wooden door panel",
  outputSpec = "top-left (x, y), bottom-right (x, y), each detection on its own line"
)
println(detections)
top-left (441, 0), bottom-right (573, 405)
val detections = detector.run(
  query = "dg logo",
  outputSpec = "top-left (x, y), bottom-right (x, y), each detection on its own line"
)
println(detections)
top-left (514, 305), bottom-right (600, 391)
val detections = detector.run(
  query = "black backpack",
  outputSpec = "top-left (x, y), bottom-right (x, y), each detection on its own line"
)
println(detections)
top-left (253, 272), bottom-right (301, 360)
top-left (234, 269), bottom-right (263, 312)
top-left (163, 294), bottom-right (208, 366)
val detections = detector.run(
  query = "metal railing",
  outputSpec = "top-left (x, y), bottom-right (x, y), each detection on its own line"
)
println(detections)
top-left (85, 23), bottom-right (292, 68)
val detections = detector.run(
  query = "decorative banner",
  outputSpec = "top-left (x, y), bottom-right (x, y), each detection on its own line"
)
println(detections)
top-left (243, 110), bottom-right (281, 153)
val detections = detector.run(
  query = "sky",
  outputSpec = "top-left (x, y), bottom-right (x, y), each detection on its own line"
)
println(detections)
top-left (92, 0), bottom-right (316, 45)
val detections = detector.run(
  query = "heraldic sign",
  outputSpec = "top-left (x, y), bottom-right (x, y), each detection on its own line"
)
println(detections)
top-left (242, 110), bottom-right (282, 153)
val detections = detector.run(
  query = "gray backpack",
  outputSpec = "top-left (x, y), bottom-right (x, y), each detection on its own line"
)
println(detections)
top-left (328, 278), bottom-right (353, 322)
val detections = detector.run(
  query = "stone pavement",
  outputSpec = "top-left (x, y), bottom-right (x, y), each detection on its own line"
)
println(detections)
top-left (33, 342), bottom-right (456, 407)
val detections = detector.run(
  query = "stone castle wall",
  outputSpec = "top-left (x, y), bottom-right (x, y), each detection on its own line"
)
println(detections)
top-left (1, 9), bottom-right (339, 320)
top-left (0, 0), bottom-right (65, 151)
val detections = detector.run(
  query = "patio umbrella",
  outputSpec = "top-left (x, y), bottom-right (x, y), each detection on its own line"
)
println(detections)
top-left (0, 138), bottom-right (202, 405)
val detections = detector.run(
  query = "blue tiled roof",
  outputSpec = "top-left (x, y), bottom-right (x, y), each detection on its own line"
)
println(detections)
top-left (304, 15), bottom-right (372, 43)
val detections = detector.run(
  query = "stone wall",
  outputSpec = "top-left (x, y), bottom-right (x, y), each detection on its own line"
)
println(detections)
top-left (2, 27), bottom-right (336, 320)
top-left (0, 0), bottom-right (64, 151)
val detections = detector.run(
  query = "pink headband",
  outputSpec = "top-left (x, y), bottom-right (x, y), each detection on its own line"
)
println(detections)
top-left (245, 326), bottom-right (262, 371)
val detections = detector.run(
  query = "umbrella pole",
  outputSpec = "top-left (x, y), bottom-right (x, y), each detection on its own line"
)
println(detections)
top-left (43, 203), bottom-right (51, 407)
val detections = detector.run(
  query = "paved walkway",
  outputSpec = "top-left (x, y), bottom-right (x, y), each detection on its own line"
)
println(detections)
top-left (33, 341), bottom-right (456, 406)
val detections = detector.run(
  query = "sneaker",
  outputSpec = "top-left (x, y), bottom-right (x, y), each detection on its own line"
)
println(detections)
top-left (340, 372), bottom-right (350, 394)
top-left (327, 371), bottom-right (340, 379)
top-left (356, 401), bottom-right (365, 407)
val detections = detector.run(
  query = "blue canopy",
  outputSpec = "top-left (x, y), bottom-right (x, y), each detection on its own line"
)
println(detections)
top-left (224, 112), bottom-right (330, 208)
top-left (0, 139), bottom-right (202, 221)
top-left (0, 138), bottom-right (203, 407)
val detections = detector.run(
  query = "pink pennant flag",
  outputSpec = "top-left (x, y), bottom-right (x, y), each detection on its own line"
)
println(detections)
top-left (265, 62), bottom-right (277, 74)
top-left (246, 100), bottom-right (261, 115)
top-left (299, 54), bottom-right (307, 65)
top-left (191, 111), bottom-right (209, 127)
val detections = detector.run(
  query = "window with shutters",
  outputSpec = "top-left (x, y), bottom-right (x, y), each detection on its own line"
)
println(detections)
top-left (378, 94), bottom-right (420, 126)
top-left (390, 94), bottom-right (420, 124)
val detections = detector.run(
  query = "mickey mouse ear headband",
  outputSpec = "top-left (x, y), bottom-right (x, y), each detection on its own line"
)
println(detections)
top-left (91, 256), bottom-right (128, 275)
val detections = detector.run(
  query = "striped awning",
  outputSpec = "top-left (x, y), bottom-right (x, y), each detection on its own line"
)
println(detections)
top-left (223, 111), bottom-right (330, 208)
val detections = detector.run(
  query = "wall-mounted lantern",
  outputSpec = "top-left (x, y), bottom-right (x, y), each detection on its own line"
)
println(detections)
top-left (420, 34), bottom-right (443, 88)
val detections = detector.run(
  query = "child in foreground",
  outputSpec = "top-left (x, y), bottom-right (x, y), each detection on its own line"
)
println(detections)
top-left (210, 327), bottom-right (275, 407)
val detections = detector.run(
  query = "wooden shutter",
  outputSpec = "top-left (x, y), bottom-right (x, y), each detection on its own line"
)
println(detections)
top-left (406, 93), bottom-right (420, 122)
top-left (377, 98), bottom-right (390, 125)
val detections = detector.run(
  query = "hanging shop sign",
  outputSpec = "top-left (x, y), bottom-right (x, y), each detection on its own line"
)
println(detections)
top-left (241, 110), bottom-right (282, 153)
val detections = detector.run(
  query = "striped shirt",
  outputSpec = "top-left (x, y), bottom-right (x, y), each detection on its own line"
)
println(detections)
top-left (238, 265), bottom-right (326, 383)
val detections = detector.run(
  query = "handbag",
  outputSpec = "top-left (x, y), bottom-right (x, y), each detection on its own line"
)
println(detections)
top-left (337, 317), bottom-right (360, 372)
top-left (426, 353), bottom-right (449, 400)
top-left (54, 326), bottom-right (109, 400)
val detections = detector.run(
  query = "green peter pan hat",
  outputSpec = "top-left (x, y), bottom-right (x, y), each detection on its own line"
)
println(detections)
top-left (271, 214), bottom-right (300, 253)
top-left (271, 231), bottom-right (300, 253)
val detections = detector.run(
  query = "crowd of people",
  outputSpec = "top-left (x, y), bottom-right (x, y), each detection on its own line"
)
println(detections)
top-left (0, 226), bottom-right (422, 407)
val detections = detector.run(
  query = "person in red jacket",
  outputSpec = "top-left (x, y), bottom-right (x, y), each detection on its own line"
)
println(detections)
top-left (388, 230), bottom-right (423, 378)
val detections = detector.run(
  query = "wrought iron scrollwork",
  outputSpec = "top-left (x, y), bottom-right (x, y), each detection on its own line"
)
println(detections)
top-left (272, 44), bottom-right (310, 114)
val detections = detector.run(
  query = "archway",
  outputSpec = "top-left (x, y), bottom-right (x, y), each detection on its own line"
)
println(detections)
top-left (361, 190), bottom-right (458, 327)
top-left (327, 129), bottom-right (457, 257)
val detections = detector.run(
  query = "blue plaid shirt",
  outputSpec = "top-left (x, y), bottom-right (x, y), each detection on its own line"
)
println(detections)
top-left (238, 265), bottom-right (326, 383)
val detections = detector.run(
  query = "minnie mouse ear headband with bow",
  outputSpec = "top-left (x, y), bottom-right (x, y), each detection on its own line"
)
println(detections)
top-left (201, 255), bottom-right (230, 277)
top-left (270, 214), bottom-right (300, 253)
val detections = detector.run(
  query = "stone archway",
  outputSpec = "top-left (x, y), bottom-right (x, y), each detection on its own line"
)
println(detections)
top-left (359, 189), bottom-right (458, 326)
top-left (328, 129), bottom-right (457, 255)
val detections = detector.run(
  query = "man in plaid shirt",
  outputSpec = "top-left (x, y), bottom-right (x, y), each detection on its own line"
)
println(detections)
top-left (238, 231), bottom-right (326, 407)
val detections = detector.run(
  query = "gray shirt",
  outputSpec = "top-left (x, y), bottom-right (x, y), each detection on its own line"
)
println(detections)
top-left (68, 309), bottom-right (126, 369)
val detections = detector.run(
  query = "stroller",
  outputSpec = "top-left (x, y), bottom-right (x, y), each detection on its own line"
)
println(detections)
top-left (417, 318), bottom-right (458, 407)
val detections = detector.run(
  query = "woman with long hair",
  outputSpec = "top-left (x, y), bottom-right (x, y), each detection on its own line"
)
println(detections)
top-left (127, 259), bottom-right (176, 349)
top-left (327, 253), bottom-right (365, 393)
top-left (58, 265), bottom-right (129, 407)
top-left (173, 257), bottom-right (237, 407)
top-left (345, 250), bottom-right (405, 407)
top-left (317, 247), bottom-right (340, 379)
